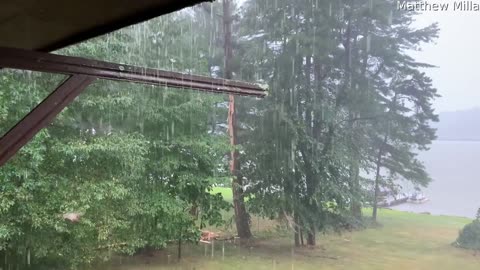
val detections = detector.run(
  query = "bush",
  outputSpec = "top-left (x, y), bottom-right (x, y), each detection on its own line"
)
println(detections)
top-left (455, 219), bottom-right (480, 250)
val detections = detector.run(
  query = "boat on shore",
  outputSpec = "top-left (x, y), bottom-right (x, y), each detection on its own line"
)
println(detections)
top-left (407, 192), bottom-right (429, 204)
top-left (378, 193), bottom-right (410, 207)
top-left (378, 191), bottom-right (429, 207)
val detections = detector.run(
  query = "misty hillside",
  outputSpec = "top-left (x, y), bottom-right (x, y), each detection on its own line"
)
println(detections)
top-left (435, 108), bottom-right (480, 141)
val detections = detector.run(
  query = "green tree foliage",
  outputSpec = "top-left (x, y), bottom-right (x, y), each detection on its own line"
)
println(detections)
top-left (362, 1), bottom-right (439, 221)
top-left (0, 12), bottom-right (229, 270)
top-left (0, 0), bottom-right (441, 267)
top-left (236, 0), bottom-right (438, 244)
top-left (237, 0), bottom-right (364, 245)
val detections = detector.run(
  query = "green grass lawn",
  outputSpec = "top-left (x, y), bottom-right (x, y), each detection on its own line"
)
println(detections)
top-left (211, 187), bottom-right (234, 202)
top-left (103, 189), bottom-right (479, 270)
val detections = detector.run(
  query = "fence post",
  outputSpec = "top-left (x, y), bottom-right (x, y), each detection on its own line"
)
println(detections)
top-left (211, 240), bottom-right (215, 258)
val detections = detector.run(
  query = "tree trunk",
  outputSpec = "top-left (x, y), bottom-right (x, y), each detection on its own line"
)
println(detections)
top-left (351, 10), bottom-right (373, 220)
top-left (347, 114), bottom-right (361, 220)
top-left (372, 133), bottom-right (388, 222)
top-left (189, 203), bottom-right (199, 220)
top-left (293, 213), bottom-right (300, 247)
top-left (373, 92), bottom-right (397, 222)
top-left (298, 144), bottom-right (317, 248)
top-left (224, 0), bottom-right (251, 240)
top-left (294, 229), bottom-right (300, 247)
top-left (350, 160), bottom-right (362, 219)
top-left (300, 228), bottom-right (304, 246)
top-left (232, 175), bottom-right (252, 239)
top-left (372, 149), bottom-right (382, 222)
top-left (307, 225), bottom-right (316, 246)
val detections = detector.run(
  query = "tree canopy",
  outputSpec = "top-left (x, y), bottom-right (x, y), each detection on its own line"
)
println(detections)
top-left (0, 0), bottom-right (439, 268)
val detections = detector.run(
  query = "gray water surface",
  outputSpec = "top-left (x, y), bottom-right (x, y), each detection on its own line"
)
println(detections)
top-left (391, 140), bottom-right (479, 218)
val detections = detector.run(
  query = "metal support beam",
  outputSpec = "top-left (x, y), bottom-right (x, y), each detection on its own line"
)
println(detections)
top-left (0, 47), bottom-right (266, 97)
top-left (0, 46), bottom-right (266, 167)
top-left (0, 75), bottom-right (95, 167)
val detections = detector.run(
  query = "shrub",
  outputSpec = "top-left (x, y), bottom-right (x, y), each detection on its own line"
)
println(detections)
top-left (455, 218), bottom-right (480, 250)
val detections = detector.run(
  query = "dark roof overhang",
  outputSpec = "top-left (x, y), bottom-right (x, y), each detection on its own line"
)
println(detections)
top-left (0, 0), bottom-right (211, 51)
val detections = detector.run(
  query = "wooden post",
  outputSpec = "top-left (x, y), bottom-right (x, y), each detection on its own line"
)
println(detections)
top-left (211, 239), bottom-right (215, 258)
top-left (291, 246), bottom-right (295, 270)
top-left (222, 240), bottom-right (225, 261)
top-left (0, 75), bottom-right (94, 167)
top-left (177, 238), bottom-right (182, 262)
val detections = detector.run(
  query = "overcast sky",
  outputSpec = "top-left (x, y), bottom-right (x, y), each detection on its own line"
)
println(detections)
top-left (236, 0), bottom-right (479, 112)
top-left (410, 1), bottom-right (480, 113)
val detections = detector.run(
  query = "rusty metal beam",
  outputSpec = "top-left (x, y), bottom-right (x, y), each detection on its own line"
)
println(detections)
top-left (0, 47), bottom-right (266, 97)
top-left (0, 75), bottom-right (95, 167)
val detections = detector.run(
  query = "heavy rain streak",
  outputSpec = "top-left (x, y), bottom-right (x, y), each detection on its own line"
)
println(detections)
top-left (0, 0), bottom-right (479, 270)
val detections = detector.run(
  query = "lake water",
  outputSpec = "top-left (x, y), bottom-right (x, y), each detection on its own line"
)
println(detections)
top-left (391, 140), bottom-right (480, 218)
